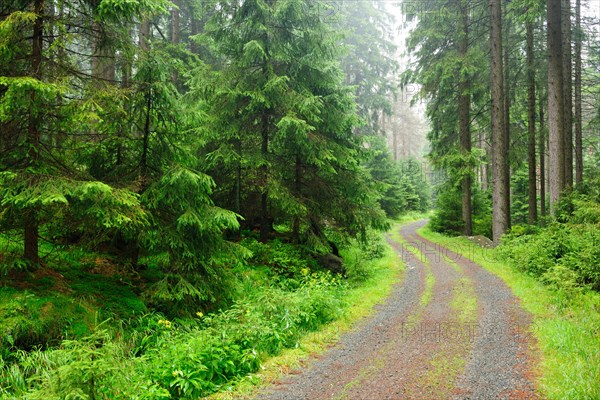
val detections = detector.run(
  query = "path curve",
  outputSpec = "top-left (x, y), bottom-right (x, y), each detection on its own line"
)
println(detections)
top-left (257, 220), bottom-right (539, 399)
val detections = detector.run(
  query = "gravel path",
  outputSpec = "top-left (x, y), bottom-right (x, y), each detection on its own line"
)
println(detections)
top-left (257, 220), bottom-right (539, 399)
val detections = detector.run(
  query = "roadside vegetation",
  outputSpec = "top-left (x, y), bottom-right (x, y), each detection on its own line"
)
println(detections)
top-left (0, 229), bottom-right (406, 399)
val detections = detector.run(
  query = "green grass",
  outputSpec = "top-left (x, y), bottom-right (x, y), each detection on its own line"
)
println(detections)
top-left (205, 238), bottom-right (404, 399)
top-left (417, 225), bottom-right (600, 400)
top-left (420, 272), bottom-right (435, 307)
top-left (0, 237), bottom-right (147, 357)
top-left (0, 287), bottom-right (94, 354)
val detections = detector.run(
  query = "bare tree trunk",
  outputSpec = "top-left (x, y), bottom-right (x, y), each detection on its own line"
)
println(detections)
top-left (479, 130), bottom-right (488, 191)
top-left (490, 0), bottom-right (509, 244)
top-left (190, 16), bottom-right (199, 54)
top-left (292, 155), bottom-right (302, 243)
top-left (140, 92), bottom-right (151, 192)
top-left (139, 18), bottom-right (150, 51)
top-left (503, 8), bottom-right (511, 229)
top-left (235, 138), bottom-right (241, 214)
top-left (539, 96), bottom-right (547, 219)
top-left (25, 0), bottom-right (44, 264)
top-left (458, 0), bottom-right (472, 235)
top-left (527, 21), bottom-right (537, 224)
top-left (91, 21), bottom-right (115, 85)
top-left (260, 111), bottom-right (270, 243)
top-left (259, 21), bottom-right (271, 243)
top-left (171, 0), bottom-right (180, 82)
top-left (391, 121), bottom-right (396, 161)
top-left (171, 0), bottom-right (180, 44)
top-left (548, 0), bottom-right (565, 214)
top-left (574, 0), bottom-right (583, 184)
top-left (562, 0), bottom-right (573, 189)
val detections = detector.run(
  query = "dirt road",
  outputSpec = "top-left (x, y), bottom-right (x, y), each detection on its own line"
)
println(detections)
top-left (258, 220), bottom-right (539, 399)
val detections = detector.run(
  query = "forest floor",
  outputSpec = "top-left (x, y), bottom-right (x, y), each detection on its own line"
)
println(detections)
top-left (255, 220), bottom-right (539, 400)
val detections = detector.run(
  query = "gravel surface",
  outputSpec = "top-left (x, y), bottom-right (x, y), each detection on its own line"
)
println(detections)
top-left (256, 221), bottom-right (539, 400)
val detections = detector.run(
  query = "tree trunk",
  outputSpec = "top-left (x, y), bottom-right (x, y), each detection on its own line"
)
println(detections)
top-left (139, 18), bottom-right (150, 51)
top-left (259, 111), bottom-right (270, 243)
top-left (24, 0), bottom-right (44, 264)
top-left (489, 0), bottom-right (509, 245)
top-left (539, 96), bottom-right (547, 219)
top-left (574, 0), bottom-right (583, 184)
top-left (259, 28), bottom-right (271, 243)
top-left (526, 21), bottom-right (537, 224)
top-left (479, 130), bottom-right (488, 191)
top-left (190, 16), bottom-right (199, 54)
top-left (548, 0), bottom-right (565, 214)
top-left (503, 8), bottom-right (511, 229)
top-left (171, 0), bottom-right (180, 44)
top-left (171, 0), bottom-right (180, 82)
top-left (292, 155), bottom-right (302, 243)
top-left (458, 0), bottom-right (472, 236)
top-left (140, 91), bottom-right (151, 192)
top-left (92, 22), bottom-right (115, 85)
top-left (562, 0), bottom-right (573, 189)
top-left (235, 138), bottom-right (241, 214)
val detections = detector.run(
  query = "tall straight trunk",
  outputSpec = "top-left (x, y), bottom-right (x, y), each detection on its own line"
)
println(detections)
top-left (562, 0), bottom-right (573, 189)
top-left (171, 0), bottom-right (180, 44)
top-left (190, 16), bottom-right (199, 54)
top-left (170, 0), bottom-right (180, 82)
top-left (392, 121), bottom-right (399, 161)
top-left (101, 44), bottom-right (115, 83)
top-left (292, 155), bottom-right (302, 243)
top-left (548, 0), bottom-right (565, 213)
top-left (139, 18), bottom-right (150, 51)
top-left (526, 21), bottom-right (537, 224)
top-left (92, 22), bottom-right (115, 85)
top-left (458, 0), bottom-right (472, 235)
top-left (235, 138), bottom-right (241, 214)
top-left (24, 0), bottom-right (44, 264)
top-left (259, 29), bottom-right (271, 243)
top-left (490, 0), bottom-right (509, 245)
top-left (503, 8), bottom-right (511, 229)
top-left (574, 0), bottom-right (583, 184)
top-left (479, 130), bottom-right (489, 191)
top-left (539, 97), bottom-right (547, 219)
top-left (259, 111), bottom-right (270, 243)
top-left (140, 92), bottom-right (151, 192)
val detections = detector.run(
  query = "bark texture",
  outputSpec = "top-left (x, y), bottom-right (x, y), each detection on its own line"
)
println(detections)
top-left (25, 0), bottom-right (44, 264)
top-left (562, 0), bottom-right (573, 189)
top-left (459, 0), bottom-right (472, 236)
top-left (527, 22), bottom-right (537, 224)
top-left (548, 0), bottom-right (565, 214)
top-left (489, 0), bottom-right (509, 244)
top-left (574, 0), bottom-right (583, 184)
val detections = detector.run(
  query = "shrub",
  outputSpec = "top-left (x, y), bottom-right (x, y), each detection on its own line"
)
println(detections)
top-left (500, 197), bottom-right (600, 291)
top-left (430, 183), bottom-right (491, 237)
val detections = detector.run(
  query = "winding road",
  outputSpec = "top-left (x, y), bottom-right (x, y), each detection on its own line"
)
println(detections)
top-left (257, 220), bottom-right (539, 399)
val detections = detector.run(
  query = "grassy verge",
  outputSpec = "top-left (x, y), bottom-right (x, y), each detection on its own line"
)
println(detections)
top-left (417, 225), bottom-right (600, 400)
top-left (205, 242), bottom-right (403, 399)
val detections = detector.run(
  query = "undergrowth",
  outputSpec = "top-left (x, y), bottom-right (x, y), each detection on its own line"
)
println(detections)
top-left (0, 229), bottom-right (399, 399)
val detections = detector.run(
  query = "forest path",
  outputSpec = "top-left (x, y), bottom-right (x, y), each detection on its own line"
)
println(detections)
top-left (257, 220), bottom-right (539, 399)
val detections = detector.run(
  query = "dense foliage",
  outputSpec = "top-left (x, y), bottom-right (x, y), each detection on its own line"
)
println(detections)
top-left (0, 0), bottom-right (431, 397)
top-left (0, 240), bottom-right (340, 398)
top-left (500, 191), bottom-right (600, 291)
top-left (0, 0), bottom-right (429, 302)
top-left (404, 0), bottom-right (599, 242)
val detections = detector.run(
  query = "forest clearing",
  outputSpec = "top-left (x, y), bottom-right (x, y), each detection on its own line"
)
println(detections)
top-left (1, 0), bottom-right (600, 398)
